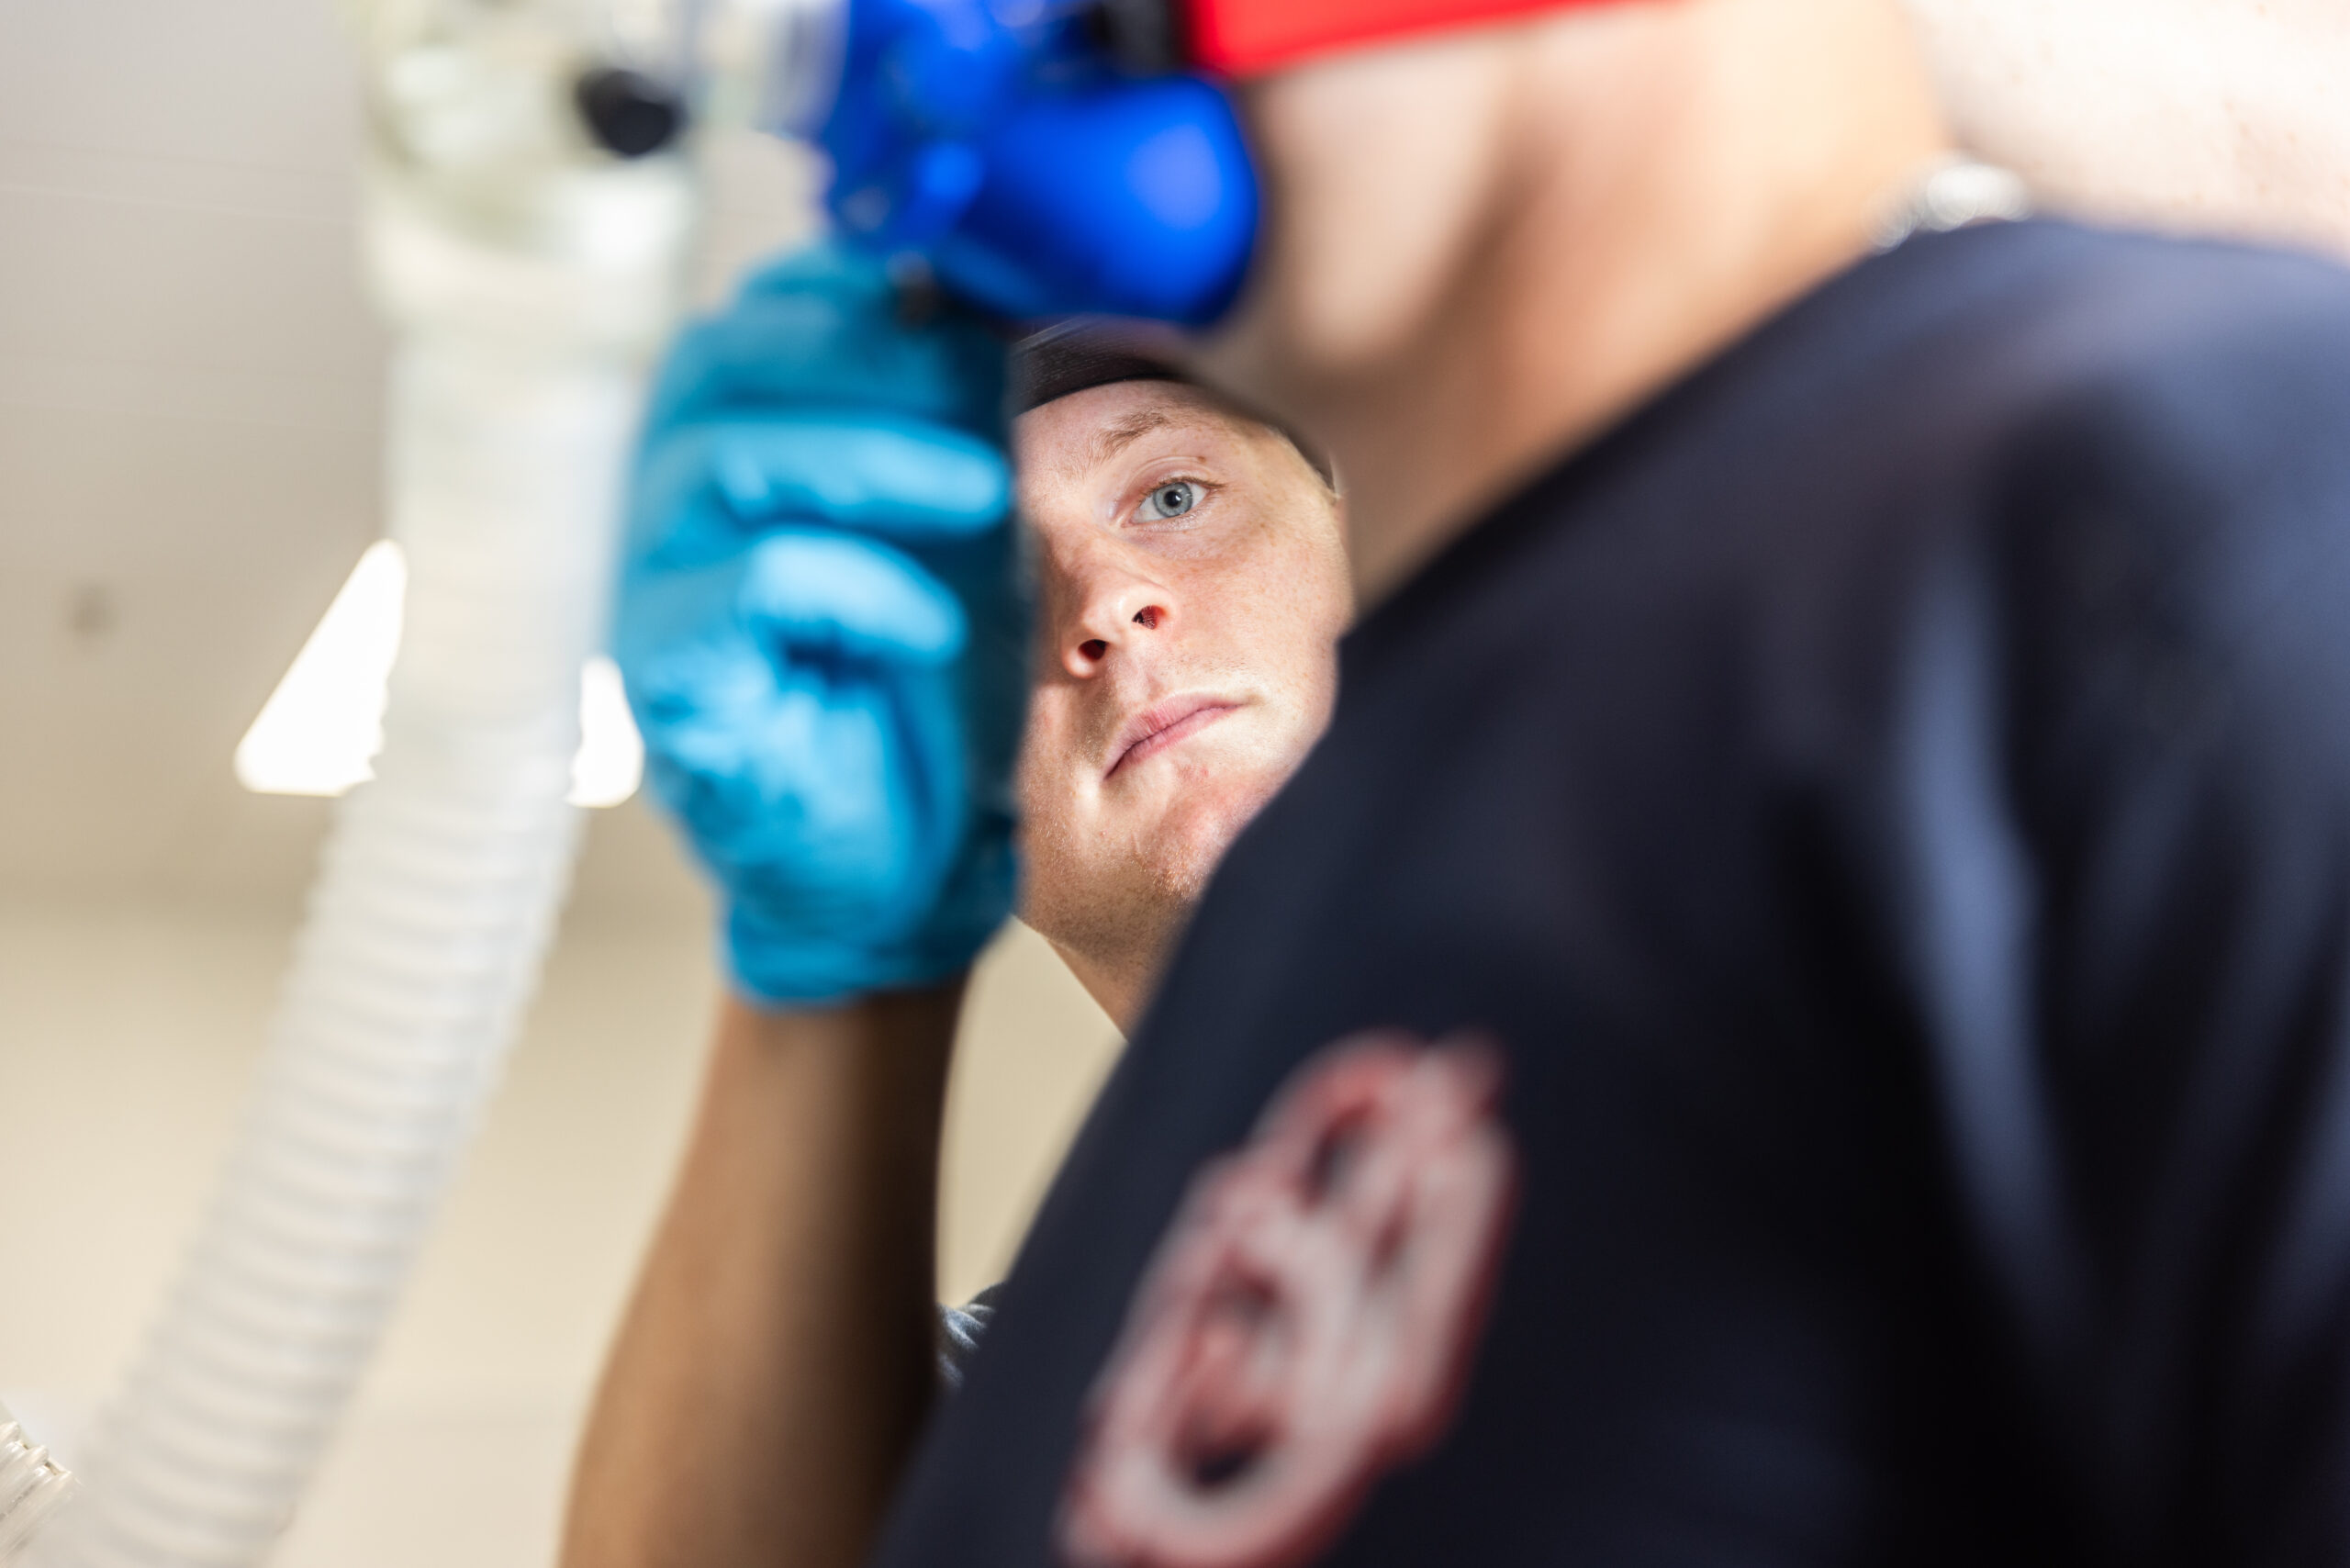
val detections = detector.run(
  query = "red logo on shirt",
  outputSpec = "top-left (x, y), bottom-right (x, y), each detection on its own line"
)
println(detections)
top-left (1058, 1032), bottom-right (1518, 1568)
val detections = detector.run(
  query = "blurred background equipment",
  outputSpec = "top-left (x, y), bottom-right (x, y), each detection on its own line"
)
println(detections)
top-left (25, 0), bottom-right (708, 1560)
top-left (5, 0), bottom-right (1117, 1562)
top-left (22, 0), bottom-right (1292, 1545)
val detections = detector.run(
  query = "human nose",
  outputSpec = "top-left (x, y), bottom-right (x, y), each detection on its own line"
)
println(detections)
top-left (1051, 537), bottom-right (1176, 680)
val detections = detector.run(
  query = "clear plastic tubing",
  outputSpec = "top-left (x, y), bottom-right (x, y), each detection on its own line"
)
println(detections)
top-left (32, 13), bottom-right (697, 1563)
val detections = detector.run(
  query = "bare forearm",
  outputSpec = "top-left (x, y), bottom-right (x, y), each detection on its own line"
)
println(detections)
top-left (562, 985), bottom-right (961, 1568)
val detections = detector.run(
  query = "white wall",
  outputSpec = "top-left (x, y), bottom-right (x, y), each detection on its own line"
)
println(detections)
top-left (0, 804), bottom-right (1120, 1566)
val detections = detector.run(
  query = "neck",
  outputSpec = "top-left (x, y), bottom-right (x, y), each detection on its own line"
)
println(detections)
top-left (1201, 0), bottom-right (1952, 604)
top-left (1048, 918), bottom-right (1176, 1036)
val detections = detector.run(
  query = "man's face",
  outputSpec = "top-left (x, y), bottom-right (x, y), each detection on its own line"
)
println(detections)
top-left (1014, 379), bottom-right (1350, 951)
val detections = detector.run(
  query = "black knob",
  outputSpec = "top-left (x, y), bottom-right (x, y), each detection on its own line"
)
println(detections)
top-left (1085, 0), bottom-right (1184, 74)
top-left (574, 67), bottom-right (684, 158)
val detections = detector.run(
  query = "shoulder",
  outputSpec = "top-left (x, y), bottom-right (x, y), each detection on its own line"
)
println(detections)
top-left (1726, 221), bottom-right (2350, 471)
top-left (1766, 223), bottom-right (2350, 651)
top-left (1853, 229), bottom-right (2350, 811)
top-left (1345, 223), bottom-right (2350, 694)
top-left (1895, 223), bottom-right (2350, 472)
top-left (1936, 227), bottom-right (2350, 604)
top-left (1720, 223), bottom-right (2350, 815)
top-left (1877, 218), bottom-right (2350, 354)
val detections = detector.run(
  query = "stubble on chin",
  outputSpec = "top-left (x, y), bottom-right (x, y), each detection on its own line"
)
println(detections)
top-left (1019, 762), bottom-right (1284, 989)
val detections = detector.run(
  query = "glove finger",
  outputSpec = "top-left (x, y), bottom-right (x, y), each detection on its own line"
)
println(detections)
top-left (737, 530), bottom-right (970, 665)
top-left (733, 240), bottom-right (894, 308)
top-left (655, 309), bottom-right (993, 425)
top-left (643, 243), bottom-right (1006, 433)
top-left (636, 670), bottom-right (921, 913)
top-left (623, 569), bottom-right (957, 876)
top-left (633, 418), bottom-right (1010, 559)
top-left (616, 534), bottom-right (965, 750)
top-left (715, 419), bottom-right (1008, 537)
top-left (713, 679), bottom-right (912, 887)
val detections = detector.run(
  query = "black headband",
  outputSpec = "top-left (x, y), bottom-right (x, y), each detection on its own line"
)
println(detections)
top-left (1009, 322), bottom-right (1336, 486)
top-left (1011, 321), bottom-right (1185, 414)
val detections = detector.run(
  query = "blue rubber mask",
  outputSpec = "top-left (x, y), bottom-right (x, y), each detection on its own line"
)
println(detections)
top-left (771, 0), bottom-right (1260, 327)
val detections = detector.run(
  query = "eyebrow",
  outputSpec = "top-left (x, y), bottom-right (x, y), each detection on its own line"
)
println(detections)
top-left (1077, 406), bottom-right (1189, 476)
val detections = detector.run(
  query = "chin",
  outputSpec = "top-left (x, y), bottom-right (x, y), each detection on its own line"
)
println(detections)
top-left (1143, 767), bottom-right (1289, 898)
top-left (1022, 753), bottom-right (1304, 954)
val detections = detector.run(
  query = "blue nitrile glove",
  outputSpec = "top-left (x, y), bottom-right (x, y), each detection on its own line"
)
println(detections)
top-left (616, 242), bottom-right (1025, 1005)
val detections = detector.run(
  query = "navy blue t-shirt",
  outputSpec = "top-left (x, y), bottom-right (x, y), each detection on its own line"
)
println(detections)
top-left (881, 221), bottom-right (2350, 1566)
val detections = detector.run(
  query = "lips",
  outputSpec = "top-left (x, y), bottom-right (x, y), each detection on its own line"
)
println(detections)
top-left (1105, 695), bottom-right (1242, 779)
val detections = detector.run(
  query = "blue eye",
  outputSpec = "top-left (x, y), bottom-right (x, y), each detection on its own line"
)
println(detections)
top-left (1136, 479), bottom-right (1200, 521)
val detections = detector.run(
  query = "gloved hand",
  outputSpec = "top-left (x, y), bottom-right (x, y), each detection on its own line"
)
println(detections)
top-left (616, 243), bottom-right (1025, 1005)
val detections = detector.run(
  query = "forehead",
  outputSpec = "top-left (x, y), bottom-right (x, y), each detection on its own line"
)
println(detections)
top-left (1014, 379), bottom-right (1270, 487)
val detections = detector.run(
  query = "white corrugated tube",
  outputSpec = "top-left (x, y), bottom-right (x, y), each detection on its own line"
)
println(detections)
top-left (28, 9), bottom-right (700, 1562)
top-left (0, 1401), bottom-right (74, 1567)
